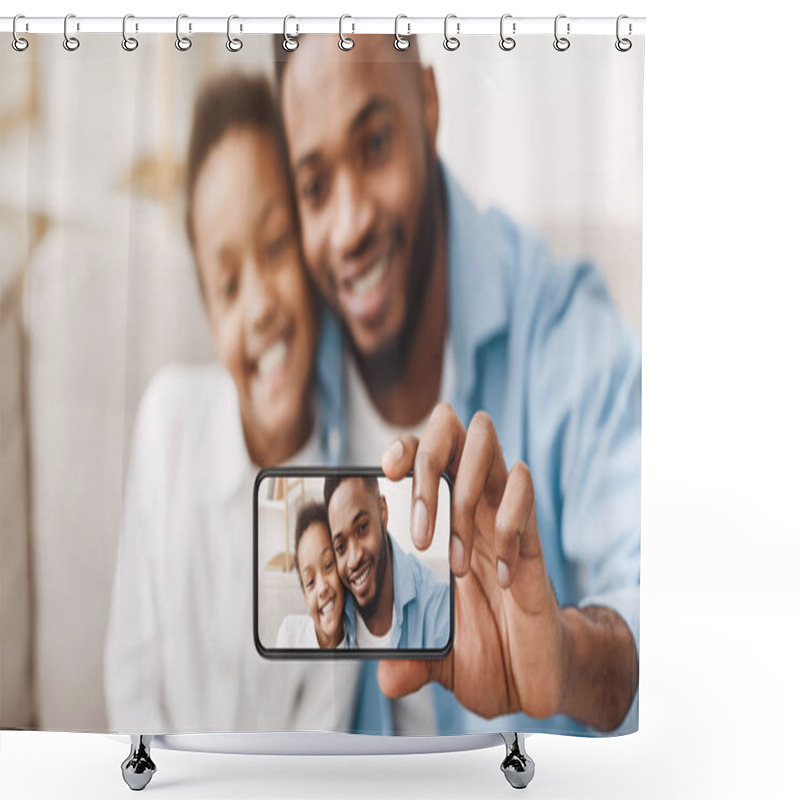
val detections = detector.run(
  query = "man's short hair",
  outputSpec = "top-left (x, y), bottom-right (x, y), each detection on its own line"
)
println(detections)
top-left (323, 475), bottom-right (380, 512)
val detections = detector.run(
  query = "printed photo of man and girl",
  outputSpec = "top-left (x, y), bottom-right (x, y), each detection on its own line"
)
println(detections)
top-left (93, 34), bottom-right (642, 737)
top-left (260, 473), bottom-right (451, 653)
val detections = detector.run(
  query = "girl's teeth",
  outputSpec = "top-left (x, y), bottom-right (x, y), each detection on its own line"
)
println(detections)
top-left (320, 599), bottom-right (334, 617)
top-left (258, 339), bottom-right (288, 377)
top-left (351, 257), bottom-right (388, 297)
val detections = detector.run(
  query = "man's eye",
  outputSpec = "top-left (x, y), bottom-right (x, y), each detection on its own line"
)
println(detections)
top-left (365, 127), bottom-right (392, 162)
top-left (301, 173), bottom-right (327, 207)
top-left (358, 521), bottom-right (368, 535)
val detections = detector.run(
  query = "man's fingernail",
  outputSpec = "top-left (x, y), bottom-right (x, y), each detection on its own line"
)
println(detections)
top-left (450, 536), bottom-right (465, 572)
top-left (497, 559), bottom-right (511, 589)
top-left (388, 439), bottom-right (404, 464)
top-left (413, 499), bottom-right (428, 547)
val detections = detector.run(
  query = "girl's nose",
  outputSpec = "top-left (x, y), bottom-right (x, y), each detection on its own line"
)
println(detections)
top-left (241, 254), bottom-right (277, 333)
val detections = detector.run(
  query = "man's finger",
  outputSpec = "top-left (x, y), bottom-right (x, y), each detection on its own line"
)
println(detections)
top-left (451, 411), bottom-right (508, 576)
top-left (411, 404), bottom-right (466, 553)
top-left (381, 434), bottom-right (420, 481)
top-left (494, 461), bottom-right (536, 588)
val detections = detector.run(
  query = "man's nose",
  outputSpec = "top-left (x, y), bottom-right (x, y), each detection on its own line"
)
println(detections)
top-left (346, 541), bottom-right (365, 574)
top-left (241, 254), bottom-right (276, 333)
top-left (329, 170), bottom-right (377, 261)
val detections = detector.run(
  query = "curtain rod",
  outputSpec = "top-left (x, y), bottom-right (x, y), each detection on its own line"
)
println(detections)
top-left (1, 16), bottom-right (646, 36)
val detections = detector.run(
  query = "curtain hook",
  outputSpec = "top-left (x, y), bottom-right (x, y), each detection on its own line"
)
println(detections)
top-left (553, 14), bottom-right (570, 52)
top-left (394, 14), bottom-right (410, 51)
top-left (615, 15), bottom-right (632, 52)
top-left (283, 15), bottom-right (299, 51)
top-left (12, 14), bottom-right (29, 52)
top-left (63, 13), bottom-right (80, 51)
top-left (499, 14), bottom-right (516, 51)
top-left (226, 14), bottom-right (243, 51)
top-left (175, 14), bottom-right (192, 51)
top-left (122, 14), bottom-right (139, 51)
top-left (339, 14), bottom-right (355, 51)
top-left (443, 14), bottom-right (460, 51)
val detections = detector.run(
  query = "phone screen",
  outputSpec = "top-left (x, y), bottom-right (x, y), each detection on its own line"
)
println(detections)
top-left (254, 468), bottom-right (453, 658)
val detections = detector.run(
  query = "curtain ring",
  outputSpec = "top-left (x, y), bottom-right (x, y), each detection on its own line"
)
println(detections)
top-left (553, 14), bottom-right (570, 52)
top-left (499, 14), bottom-right (516, 51)
top-left (175, 14), bottom-right (192, 51)
top-left (443, 14), bottom-right (460, 51)
top-left (226, 14), bottom-right (243, 52)
top-left (394, 14), bottom-right (410, 51)
top-left (63, 13), bottom-right (80, 51)
top-left (339, 14), bottom-right (355, 51)
top-left (121, 14), bottom-right (138, 51)
top-left (283, 15), bottom-right (299, 51)
top-left (615, 14), bottom-right (632, 52)
top-left (12, 15), bottom-right (29, 52)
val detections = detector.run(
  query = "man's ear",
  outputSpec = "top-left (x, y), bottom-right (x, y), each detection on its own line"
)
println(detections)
top-left (421, 65), bottom-right (439, 149)
top-left (379, 495), bottom-right (389, 531)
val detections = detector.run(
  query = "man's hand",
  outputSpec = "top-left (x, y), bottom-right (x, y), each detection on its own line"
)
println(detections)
top-left (379, 403), bottom-right (638, 731)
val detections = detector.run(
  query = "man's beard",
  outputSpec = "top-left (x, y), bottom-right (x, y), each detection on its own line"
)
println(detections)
top-left (357, 522), bottom-right (390, 622)
top-left (350, 145), bottom-right (443, 392)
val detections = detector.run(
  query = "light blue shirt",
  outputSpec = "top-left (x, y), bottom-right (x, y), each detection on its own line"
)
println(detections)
top-left (314, 164), bottom-right (641, 737)
top-left (341, 532), bottom-right (450, 651)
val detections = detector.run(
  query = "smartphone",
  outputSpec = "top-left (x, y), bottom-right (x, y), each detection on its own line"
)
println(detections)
top-left (253, 467), bottom-right (453, 659)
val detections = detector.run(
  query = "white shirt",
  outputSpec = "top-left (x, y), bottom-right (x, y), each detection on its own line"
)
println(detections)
top-left (344, 338), bottom-right (456, 464)
top-left (276, 614), bottom-right (346, 650)
top-left (103, 363), bottom-right (360, 733)
top-left (354, 606), bottom-right (396, 649)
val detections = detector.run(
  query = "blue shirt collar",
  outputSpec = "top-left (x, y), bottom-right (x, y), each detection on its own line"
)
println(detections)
top-left (442, 163), bottom-right (510, 402)
top-left (314, 306), bottom-right (345, 463)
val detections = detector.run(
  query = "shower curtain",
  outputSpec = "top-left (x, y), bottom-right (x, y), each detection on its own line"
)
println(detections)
top-left (0, 23), bottom-right (643, 738)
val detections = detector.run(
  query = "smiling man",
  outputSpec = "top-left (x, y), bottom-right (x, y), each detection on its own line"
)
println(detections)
top-left (276, 36), bottom-right (641, 738)
top-left (323, 475), bottom-right (449, 651)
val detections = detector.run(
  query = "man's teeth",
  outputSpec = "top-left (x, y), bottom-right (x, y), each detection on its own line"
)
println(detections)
top-left (257, 339), bottom-right (288, 377)
top-left (350, 256), bottom-right (388, 297)
top-left (351, 564), bottom-right (371, 588)
top-left (319, 598), bottom-right (334, 618)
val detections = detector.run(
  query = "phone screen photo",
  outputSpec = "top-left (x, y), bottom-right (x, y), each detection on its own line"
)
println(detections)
top-left (254, 468), bottom-right (453, 659)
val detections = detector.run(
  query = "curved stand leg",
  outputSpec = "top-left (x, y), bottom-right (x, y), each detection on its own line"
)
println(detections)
top-left (121, 735), bottom-right (157, 791)
top-left (500, 733), bottom-right (535, 789)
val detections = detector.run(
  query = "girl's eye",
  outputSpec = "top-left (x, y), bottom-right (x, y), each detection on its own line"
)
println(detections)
top-left (264, 234), bottom-right (289, 262)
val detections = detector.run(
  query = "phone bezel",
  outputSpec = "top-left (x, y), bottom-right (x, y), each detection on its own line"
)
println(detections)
top-left (253, 466), bottom-right (455, 660)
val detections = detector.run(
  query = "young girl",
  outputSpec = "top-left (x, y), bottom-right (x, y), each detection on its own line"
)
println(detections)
top-left (104, 72), bottom-right (358, 733)
top-left (277, 502), bottom-right (347, 649)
